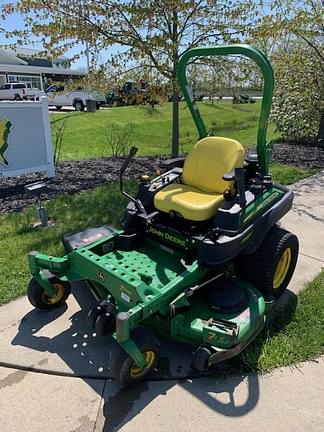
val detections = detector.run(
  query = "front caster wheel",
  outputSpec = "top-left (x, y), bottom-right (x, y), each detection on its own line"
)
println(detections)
top-left (108, 328), bottom-right (160, 387)
top-left (86, 301), bottom-right (116, 335)
top-left (192, 346), bottom-right (212, 372)
top-left (27, 277), bottom-right (71, 310)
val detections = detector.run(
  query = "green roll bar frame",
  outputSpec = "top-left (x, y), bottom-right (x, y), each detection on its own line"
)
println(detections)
top-left (178, 44), bottom-right (275, 174)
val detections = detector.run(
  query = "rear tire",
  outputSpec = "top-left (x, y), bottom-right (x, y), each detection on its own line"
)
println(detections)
top-left (108, 328), bottom-right (160, 387)
top-left (55, 106), bottom-right (62, 110)
top-left (235, 226), bottom-right (299, 298)
top-left (74, 100), bottom-right (84, 111)
top-left (14, 94), bottom-right (22, 101)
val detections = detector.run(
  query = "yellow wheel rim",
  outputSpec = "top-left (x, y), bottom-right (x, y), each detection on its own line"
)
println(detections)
top-left (42, 283), bottom-right (65, 305)
top-left (130, 351), bottom-right (156, 378)
top-left (273, 248), bottom-right (292, 289)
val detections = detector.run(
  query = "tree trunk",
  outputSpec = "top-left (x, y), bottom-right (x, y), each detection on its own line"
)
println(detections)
top-left (171, 81), bottom-right (179, 157)
top-left (317, 109), bottom-right (324, 148)
top-left (171, 8), bottom-right (179, 158)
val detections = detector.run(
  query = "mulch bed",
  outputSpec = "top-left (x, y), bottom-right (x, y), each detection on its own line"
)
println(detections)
top-left (0, 156), bottom-right (163, 214)
top-left (1, 143), bottom-right (323, 215)
top-left (272, 142), bottom-right (324, 169)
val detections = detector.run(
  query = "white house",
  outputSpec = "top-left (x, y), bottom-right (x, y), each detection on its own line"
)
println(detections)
top-left (0, 47), bottom-right (86, 91)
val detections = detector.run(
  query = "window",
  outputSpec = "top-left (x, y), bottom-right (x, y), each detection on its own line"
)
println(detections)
top-left (0, 84), bottom-right (10, 90)
top-left (8, 74), bottom-right (41, 90)
top-left (46, 85), bottom-right (65, 92)
top-left (13, 83), bottom-right (26, 89)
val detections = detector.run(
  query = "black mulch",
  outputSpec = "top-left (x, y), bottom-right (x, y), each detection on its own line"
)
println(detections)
top-left (1, 143), bottom-right (323, 214)
top-left (0, 157), bottom-right (163, 214)
top-left (272, 142), bottom-right (324, 169)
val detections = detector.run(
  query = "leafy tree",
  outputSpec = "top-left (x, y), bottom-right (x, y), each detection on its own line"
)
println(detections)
top-left (255, 0), bottom-right (324, 145)
top-left (2, 0), bottom-right (259, 156)
top-left (270, 45), bottom-right (323, 143)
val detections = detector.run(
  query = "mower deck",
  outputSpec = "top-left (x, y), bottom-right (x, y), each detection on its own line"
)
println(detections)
top-left (29, 233), bottom-right (266, 366)
top-left (143, 275), bottom-right (265, 358)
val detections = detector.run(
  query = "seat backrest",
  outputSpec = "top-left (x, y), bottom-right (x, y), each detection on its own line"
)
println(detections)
top-left (182, 137), bottom-right (245, 193)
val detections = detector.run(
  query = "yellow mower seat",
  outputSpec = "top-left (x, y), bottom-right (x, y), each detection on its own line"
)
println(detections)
top-left (154, 137), bottom-right (245, 222)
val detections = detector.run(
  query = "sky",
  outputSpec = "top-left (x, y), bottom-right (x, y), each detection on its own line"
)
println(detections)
top-left (0, 6), bottom-right (118, 70)
top-left (0, 1), bottom-right (280, 71)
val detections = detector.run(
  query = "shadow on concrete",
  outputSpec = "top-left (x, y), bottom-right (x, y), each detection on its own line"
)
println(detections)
top-left (11, 282), bottom-right (297, 431)
top-left (11, 285), bottom-right (112, 379)
top-left (101, 372), bottom-right (260, 432)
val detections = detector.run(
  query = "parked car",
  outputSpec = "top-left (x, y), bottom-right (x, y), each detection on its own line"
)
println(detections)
top-left (46, 85), bottom-right (106, 111)
top-left (233, 94), bottom-right (256, 104)
top-left (192, 90), bottom-right (206, 101)
top-left (24, 82), bottom-right (45, 100)
top-left (0, 82), bottom-right (42, 101)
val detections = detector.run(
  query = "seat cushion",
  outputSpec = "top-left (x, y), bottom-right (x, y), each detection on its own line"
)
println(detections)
top-left (182, 136), bottom-right (245, 194)
top-left (154, 183), bottom-right (224, 222)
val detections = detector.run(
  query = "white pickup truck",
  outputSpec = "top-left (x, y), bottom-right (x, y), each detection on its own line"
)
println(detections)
top-left (46, 85), bottom-right (106, 111)
top-left (0, 82), bottom-right (43, 101)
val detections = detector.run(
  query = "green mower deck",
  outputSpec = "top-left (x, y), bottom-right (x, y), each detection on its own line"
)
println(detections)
top-left (29, 233), bottom-right (266, 368)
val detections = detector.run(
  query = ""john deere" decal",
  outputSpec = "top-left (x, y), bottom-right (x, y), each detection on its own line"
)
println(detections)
top-left (148, 226), bottom-right (186, 248)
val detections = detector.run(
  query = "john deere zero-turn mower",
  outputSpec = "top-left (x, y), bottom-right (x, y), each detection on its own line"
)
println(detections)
top-left (27, 45), bottom-right (299, 387)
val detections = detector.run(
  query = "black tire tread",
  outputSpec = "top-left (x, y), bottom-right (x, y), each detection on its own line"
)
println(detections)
top-left (235, 226), bottom-right (298, 298)
top-left (27, 277), bottom-right (71, 310)
top-left (108, 327), bottom-right (160, 387)
top-left (192, 346), bottom-right (212, 372)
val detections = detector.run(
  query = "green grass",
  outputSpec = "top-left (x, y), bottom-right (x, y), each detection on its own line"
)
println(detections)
top-left (0, 182), bottom-right (134, 304)
top-left (51, 100), bottom-right (278, 160)
top-left (242, 271), bottom-right (324, 371)
top-left (270, 163), bottom-right (317, 185)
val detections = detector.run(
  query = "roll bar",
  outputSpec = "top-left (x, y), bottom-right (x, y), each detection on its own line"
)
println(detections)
top-left (177, 44), bottom-right (274, 175)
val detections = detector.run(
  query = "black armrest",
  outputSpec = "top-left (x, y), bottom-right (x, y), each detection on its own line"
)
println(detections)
top-left (161, 156), bottom-right (186, 168)
top-left (222, 170), bottom-right (235, 181)
top-left (222, 168), bottom-right (247, 215)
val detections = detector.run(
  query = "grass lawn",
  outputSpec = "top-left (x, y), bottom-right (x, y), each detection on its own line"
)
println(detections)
top-left (51, 100), bottom-right (279, 160)
top-left (0, 182), bottom-right (132, 304)
top-left (242, 270), bottom-right (324, 371)
top-left (270, 163), bottom-right (317, 185)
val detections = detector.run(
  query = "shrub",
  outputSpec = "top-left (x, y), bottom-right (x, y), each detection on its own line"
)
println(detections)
top-left (104, 123), bottom-right (135, 157)
top-left (270, 47), bottom-right (323, 143)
